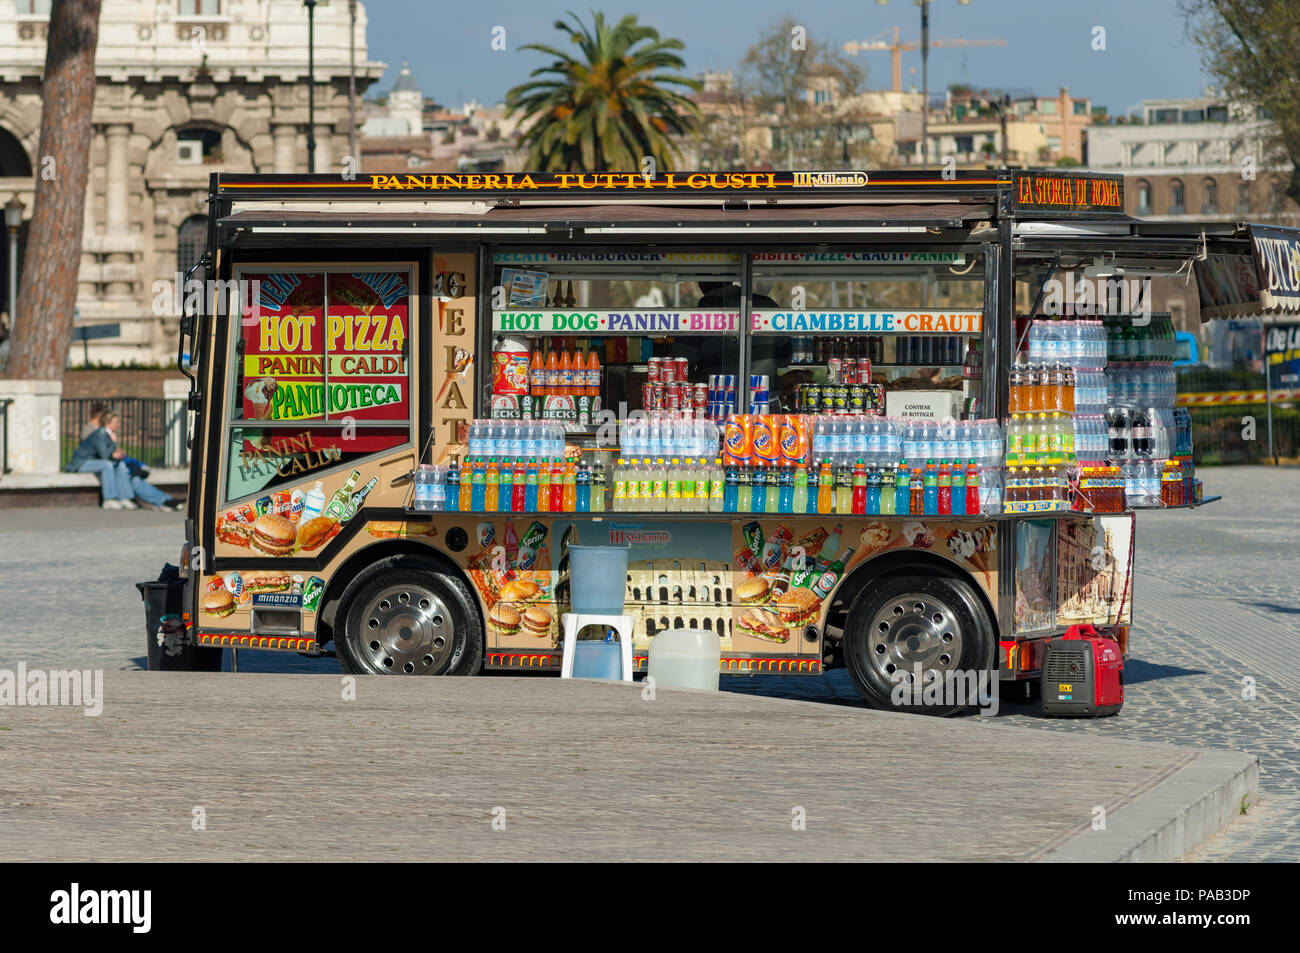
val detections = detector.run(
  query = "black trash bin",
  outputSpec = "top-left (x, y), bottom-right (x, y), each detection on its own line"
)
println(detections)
top-left (135, 565), bottom-right (223, 672)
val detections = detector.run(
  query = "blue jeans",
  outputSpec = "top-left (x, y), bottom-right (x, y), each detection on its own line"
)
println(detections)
top-left (130, 475), bottom-right (172, 507)
top-left (74, 459), bottom-right (133, 500)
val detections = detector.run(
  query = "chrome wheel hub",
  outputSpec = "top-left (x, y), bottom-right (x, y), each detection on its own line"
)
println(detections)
top-left (359, 584), bottom-right (453, 674)
top-left (867, 592), bottom-right (963, 687)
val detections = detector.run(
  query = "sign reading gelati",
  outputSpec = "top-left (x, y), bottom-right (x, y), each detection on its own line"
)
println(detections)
top-left (751, 310), bottom-right (983, 334)
top-left (493, 309), bottom-right (740, 334)
top-left (1013, 171), bottom-right (1124, 213)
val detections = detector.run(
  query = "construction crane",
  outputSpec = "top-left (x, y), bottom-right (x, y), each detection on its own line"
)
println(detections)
top-left (844, 27), bottom-right (1007, 93)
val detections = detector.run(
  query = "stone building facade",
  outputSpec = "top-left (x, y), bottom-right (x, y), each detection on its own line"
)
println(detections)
top-left (0, 0), bottom-right (384, 365)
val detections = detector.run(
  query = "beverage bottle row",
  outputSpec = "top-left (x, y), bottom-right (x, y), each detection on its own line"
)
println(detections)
top-left (896, 336), bottom-right (967, 365)
top-left (620, 417), bottom-right (719, 458)
top-left (790, 335), bottom-right (882, 365)
top-left (529, 349), bottom-right (602, 398)
top-left (611, 457), bottom-right (723, 513)
top-left (1104, 313), bottom-right (1178, 363)
top-left (1027, 319), bottom-right (1108, 367)
top-left (412, 464), bottom-right (449, 511)
top-left (1106, 406), bottom-right (1177, 461)
top-left (1105, 363), bottom-right (1177, 408)
top-left (811, 416), bottom-right (903, 467)
top-left (1009, 361), bottom-right (1075, 413)
top-left (1070, 368), bottom-right (1109, 415)
top-left (1004, 466), bottom-right (1072, 511)
top-left (456, 457), bottom-right (605, 514)
top-left (1121, 459), bottom-right (1166, 507)
top-left (468, 420), bottom-right (566, 459)
top-left (1005, 412), bottom-right (1076, 465)
top-left (899, 419), bottom-right (1003, 467)
top-left (1074, 415), bottom-right (1109, 462)
top-left (1073, 466), bottom-right (1126, 513)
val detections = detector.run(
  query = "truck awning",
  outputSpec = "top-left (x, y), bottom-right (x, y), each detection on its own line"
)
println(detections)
top-left (1195, 224), bottom-right (1300, 319)
top-left (218, 202), bottom-right (993, 243)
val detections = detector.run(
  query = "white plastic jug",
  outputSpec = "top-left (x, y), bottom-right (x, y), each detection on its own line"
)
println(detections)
top-left (647, 628), bottom-right (721, 692)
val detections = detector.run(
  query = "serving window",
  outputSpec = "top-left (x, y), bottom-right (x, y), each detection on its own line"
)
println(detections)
top-left (749, 248), bottom-right (988, 419)
top-left (223, 267), bottom-right (414, 503)
top-left (486, 251), bottom-right (743, 431)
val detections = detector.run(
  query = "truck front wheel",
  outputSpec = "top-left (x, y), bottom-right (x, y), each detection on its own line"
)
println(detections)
top-left (336, 557), bottom-right (483, 676)
top-left (842, 575), bottom-right (995, 716)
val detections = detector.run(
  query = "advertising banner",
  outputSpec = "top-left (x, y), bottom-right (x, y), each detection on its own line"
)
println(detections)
top-left (492, 309), bottom-right (983, 335)
top-left (1250, 225), bottom-right (1300, 314)
top-left (1264, 322), bottom-right (1300, 389)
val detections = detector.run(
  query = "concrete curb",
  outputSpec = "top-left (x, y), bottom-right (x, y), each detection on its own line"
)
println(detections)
top-left (1040, 750), bottom-right (1260, 862)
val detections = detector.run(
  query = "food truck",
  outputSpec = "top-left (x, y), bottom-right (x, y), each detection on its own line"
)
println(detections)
top-left (155, 167), bottom-right (1260, 714)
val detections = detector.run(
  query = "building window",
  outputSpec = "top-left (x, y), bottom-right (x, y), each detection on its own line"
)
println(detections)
top-left (1047, 136), bottom-right (1061, 153)
top-left (1136, 179), bottom-right (1152, 214)
top-left (1039, 100), bottom-right (1057, 115)
top-left (1170, 179), bottom-right (1185, 215)
top-left (1207, 105), bottom-right (1229, 122)
top-left (1073, 100), bottom-right (1088, 115)
top-left (178, 0), bottom-right (221, 13)
top-left (1181, 109), bottom-right (1204, 123)
top-left (1269, 178), bottom-right (1286, 213)
top-left (177, 126), bottom-right (223, 163)
top-left (1153, 108), bottom-right (1179, 124)
top-left (23, 0), bottom-right (52, 12)
top-left (954, 135), bottom-right (974, 153)
top-left (177, 216), bottom-right (207, 277)
top-left (1237, 182), bottom-right (1251, 215)
top-left (1202, 178), bottom-right (1218, 214)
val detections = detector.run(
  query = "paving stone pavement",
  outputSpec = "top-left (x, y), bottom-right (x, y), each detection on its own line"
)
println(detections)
top-left (0, 466), bottom-right (1294, 859)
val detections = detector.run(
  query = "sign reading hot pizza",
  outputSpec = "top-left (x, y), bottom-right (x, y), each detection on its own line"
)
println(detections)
top-left (241, 271), bottom-right (410, 422)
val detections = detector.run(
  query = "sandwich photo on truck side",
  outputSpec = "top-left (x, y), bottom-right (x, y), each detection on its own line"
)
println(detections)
top-left (154, 169), bottom-right (1241, 714)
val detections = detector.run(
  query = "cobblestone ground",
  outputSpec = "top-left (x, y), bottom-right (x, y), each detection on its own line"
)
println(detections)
top-left (1, 466), bottom-right (1295, 859)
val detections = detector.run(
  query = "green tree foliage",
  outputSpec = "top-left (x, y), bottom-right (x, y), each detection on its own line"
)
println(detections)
top-left (1181, 0), bottom-right (1300, 201)
top-left (505, 11), bottom-right (701, 173)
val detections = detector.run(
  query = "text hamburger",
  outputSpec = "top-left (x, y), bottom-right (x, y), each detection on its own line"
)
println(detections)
top-left (773, 587), bottom-right (821, 632)
top-left (734, 577), bottom-right (771, 607)
top-left (489, 603), bottom-right (521, 636)
top-left (520, 605), bottom-right (552, 639)
top-left (202, 587), bottom-right (236, 618)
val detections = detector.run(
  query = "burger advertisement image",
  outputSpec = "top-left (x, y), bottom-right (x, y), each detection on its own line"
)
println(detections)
top-left (467, 519), bottom-right (559, 648)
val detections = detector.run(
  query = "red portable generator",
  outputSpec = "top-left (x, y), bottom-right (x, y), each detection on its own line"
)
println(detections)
top-left (1040, 624), bottom-right (1124, 717)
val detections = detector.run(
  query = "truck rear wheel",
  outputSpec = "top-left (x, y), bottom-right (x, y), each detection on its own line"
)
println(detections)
top-left (336, 557), bottom-right (483, 676)
top-left (842, 575), bottom-right (995, 716)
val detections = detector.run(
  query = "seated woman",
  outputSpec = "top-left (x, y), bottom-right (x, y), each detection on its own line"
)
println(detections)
top-left (66, 411), bottom-right (183, 511)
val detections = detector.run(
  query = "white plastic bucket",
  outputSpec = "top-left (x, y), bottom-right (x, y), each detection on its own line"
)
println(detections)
top-left (648, 628), bottom-right (721, 692)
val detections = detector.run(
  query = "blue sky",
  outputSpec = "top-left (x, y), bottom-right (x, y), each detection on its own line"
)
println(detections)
top-left (363, 0), bottom-right (1211, 114)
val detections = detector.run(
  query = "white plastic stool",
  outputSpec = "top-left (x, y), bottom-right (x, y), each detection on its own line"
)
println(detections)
top-left (560, 613), bottom-right (635, 681)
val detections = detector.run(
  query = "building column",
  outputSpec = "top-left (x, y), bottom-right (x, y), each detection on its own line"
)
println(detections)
top-left (105, 124), bottom-right (131, 297)
top-left (273, 124), bottom-right (297, 173)
top-left (313, 127), bottom-right (331, 174)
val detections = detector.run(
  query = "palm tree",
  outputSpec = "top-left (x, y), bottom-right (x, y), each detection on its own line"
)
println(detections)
top-left (505, 11), bottom-right (701, 173)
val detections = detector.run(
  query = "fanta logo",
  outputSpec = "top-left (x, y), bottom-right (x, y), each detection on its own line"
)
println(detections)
top-left (753, 429), bottom-right (773, 452)
top-left (779, 427), bottom-right (798, 452)
top-left (725, 431), bottom-right (746, 451)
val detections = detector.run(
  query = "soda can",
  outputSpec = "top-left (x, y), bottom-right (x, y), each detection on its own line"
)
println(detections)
top-left (273, 490), bottom-right (292, 514)
top-left (206, 576), bottom-right (228, 593)
top-left (674, 357), bottom-right (689, 382)
top-left (733, 546), bottom-right (763, 577)
top-left (477, 522), bottom-right (497, 551)
top-left (287, 489), bottom-right (305, 523)
top-left (741, 520), bottom-right (765, 557)
top-left (692, 383), bottom-right (708, 411)
top-left (302, 576), bottom-right (325, 613)
top-left (223, 571), bottom-right (245, 602)
top-left (646, 356), bottom-right (661, 382)
top-left (803, 384), bottom-right (822, 414)
top-left (849, 385), bottom-right (867, 414)
top-left (827, 357), bottom-right (843, 385)
top-left (255, 495), bottom-right (273, 516)
top-left (857, 358), bottom-right (872, 385)
top-left (664, 381), bottom-right (681, 411)
top-left (832, 385), bottom-right (849, 412)
top-left (229, 502), bottom-right (256, 525)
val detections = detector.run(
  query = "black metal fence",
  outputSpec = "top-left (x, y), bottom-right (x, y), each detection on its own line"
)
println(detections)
top-left (1178, 366), bottom-right (1299, 463)
top-left (0, 398), bottom-right (11, 474)
top-left (61, 397), bottom-right (171, 470)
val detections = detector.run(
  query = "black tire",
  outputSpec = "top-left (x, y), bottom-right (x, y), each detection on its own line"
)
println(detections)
top-left (335, 556), bottom-right (483, 676)
top-left (843, 574), bottom-right (996, 716)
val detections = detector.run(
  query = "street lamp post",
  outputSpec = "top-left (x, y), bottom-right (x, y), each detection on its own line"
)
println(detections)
top-left (879, 0), bottom-right (972, 167)
top-left (4, 196), bottom-right (21, 330)
top-left (305, 0), bottom-right (318, 173)
top-left (348, 0), bottom-right (358, 171)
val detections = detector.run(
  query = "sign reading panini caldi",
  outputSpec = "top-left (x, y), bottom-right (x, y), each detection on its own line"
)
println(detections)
top-left (1249, 225), bottom-right (1300, 313)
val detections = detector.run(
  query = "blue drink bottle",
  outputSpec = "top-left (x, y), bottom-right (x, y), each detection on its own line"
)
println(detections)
top-left (723, 465), bottom-right (739, 513)
top-left (751, 467), bottom-right (767, 513)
